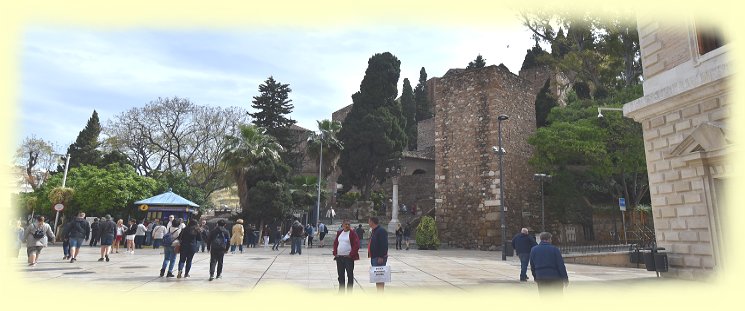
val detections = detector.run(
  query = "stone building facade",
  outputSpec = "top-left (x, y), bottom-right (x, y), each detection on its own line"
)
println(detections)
top-left (432, 65), bottom-right (540, 250)
top-left (623, 18), bottom-right (730, 279)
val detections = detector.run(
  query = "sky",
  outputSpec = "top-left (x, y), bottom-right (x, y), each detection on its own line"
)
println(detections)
top-left (17, 20), bottom-right (541, 151)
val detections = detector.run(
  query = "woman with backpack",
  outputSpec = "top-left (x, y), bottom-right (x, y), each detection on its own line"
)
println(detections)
top-left (207, 219), bottom-right (229, 281)
top-left (159, 219), bottom-right (181, 278)
top-left (25, 215), bottom-right (55, 267)
top-left (176, 221), bottom-right (200, 278)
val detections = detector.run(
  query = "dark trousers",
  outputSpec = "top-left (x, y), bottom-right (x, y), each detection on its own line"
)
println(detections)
top-left (518, 253), bottom-right (530, 280)
top-left (89, 233), bottom-right (100, 247)
top-left (134, 235), bottom-right (145, 249)
top-left (395, 236), bottom-right (403, 250)
top-left (272, 239), bottom-right (281, 250)
top-left (335, 256), bottom-right (355, 292)
top-left (536, 279), bottom-right (565, 296)
top-left (178, 246), bottom-right (196, 275)
top-left (153, 238), bottom-right (162, 249)
top-left (198, 240), bottom-right (206, 252)
top-left (209, 248), bottom-right (225, 277)
top-left (290, 237), bottom-right (302, 254)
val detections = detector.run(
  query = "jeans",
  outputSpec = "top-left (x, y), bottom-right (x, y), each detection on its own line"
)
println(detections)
top-left (62, 240), bottom-right (70, 257)
top-left (371, 257), bottom-right (387, 266)
top-left (134, 235), bottom-right (145, 249)
top-left (161, 246), bottom-right (176, 272)
top-left (290, 237), bottom-right (302, 254)
top-left (336, 256), bottom-right (355, 292)
top-left (153, 238), bottom-right (162, 249)
top-left (230, 244), bottom-right (243, 253)
top-left (198, 240), bottom-right (206, 252)
top-left (395, 236), bottom-right (403, 250)
top-left (518, 253), bottom-right (530, 280)
top-left (144, 232), bottom-right (152, 246)
top-left (209, 248), bottom-right (225, 277)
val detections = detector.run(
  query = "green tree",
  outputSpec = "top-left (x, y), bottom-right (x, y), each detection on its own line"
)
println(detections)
top-left (400, 78), bottom-right (417, 150)
top-left (249, 76), bottom-right (300, 170)
top-left (35, 164), bottom-right (160, 220)
top-left (307, 119), bottom-right (344, 179)
top-left (414, 67), bottom-right (432, 121)
top-left (466, 54), bottom-right (487, 69)
top-left (337, 52), bottom-right (407, 199)
top-left (246, 180), bottom-right (292, 226)
top-left (223, 124), bottom-right (289, 219)
top-left (415, 216), bottom-right (440, 250)
top-left (63, 110), bottom-right (102, 170)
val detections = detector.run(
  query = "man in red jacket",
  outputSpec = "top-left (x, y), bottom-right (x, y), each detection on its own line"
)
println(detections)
top-left (333, 219), bottom-right (360, 293)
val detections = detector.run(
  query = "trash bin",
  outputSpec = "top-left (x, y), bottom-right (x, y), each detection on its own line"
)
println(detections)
top-left (643, 251), bottom-right (656, 271)
top-left (654, 253), bottom-right (668, 272)
top-left (643, 246), bottom-right (667, 272)
top-left (629, 248), bottom-right (643, 264)
top-left (503, 242), bottom-right (514, 257)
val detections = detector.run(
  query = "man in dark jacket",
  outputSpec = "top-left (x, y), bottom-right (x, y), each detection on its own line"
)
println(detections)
top-left (98, 215), bottom-right (116, 262)
top-left (529, 232), bottom-right (568, 296)
top-left (207, 219), bottom-right (229, 281)
top-left (89, 218), bottom-right (100, 247)
top-left (512, 228), bottom-right (538, 281)
top-left (289, 220), bottom-right (304, 255)
top-left (355, 224), bottom-right (364, 245)
top-left (67, 212), bottom-right (90, 263)
top-left (368, 217), bottom-right (388, 292)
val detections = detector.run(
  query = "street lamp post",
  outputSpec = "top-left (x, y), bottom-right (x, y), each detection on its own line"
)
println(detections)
top-left (533, 173), bottom-right (552, 232)
top-left (497, 114), bottom-right (509, 261)
top-left (315, 132), bottom-right (324, 228)
top-left (53, 154), bottom-right (70, 237)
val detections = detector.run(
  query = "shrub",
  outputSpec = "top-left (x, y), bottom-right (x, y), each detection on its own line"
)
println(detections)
top-left (415, 216), bottom-right (440, 250)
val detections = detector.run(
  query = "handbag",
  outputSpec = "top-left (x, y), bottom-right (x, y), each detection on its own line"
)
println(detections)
top-left (369, 265), bottom-right (391, 283)
top-left (282, 233), bottom-right (290, 241)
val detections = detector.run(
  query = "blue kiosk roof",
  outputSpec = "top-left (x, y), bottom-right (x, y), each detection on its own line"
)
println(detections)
top-left (134, 191), bottom-right (200, 208)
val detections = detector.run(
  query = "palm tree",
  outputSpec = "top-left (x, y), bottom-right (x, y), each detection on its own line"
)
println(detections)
top-left (222, 124), bottom-right (285, 214)
top-left (307, 119), bottom-right (343, 179)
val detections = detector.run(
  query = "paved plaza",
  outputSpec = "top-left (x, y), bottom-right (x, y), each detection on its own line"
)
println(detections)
top-left (12, 243), bottom-right (674, 293)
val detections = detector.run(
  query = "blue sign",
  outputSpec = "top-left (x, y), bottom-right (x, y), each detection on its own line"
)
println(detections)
top-left (619, 198), bottom-right (626, 211)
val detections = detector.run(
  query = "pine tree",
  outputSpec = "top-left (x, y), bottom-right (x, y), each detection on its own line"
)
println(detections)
top-left (414, 67), bottom-right (432, 122)
top-left (466, 54), bottom-right (487, 69)
top-left (534, 79), bottom-right (558, 127)
top-left (337, 52), bottom-right (407, 199)
top-left (64, 110), bottom-right (102, 170)
top-left (249, 76), bottom-right (299, 168)
top-left (400, 78), bottom-right (417, 150)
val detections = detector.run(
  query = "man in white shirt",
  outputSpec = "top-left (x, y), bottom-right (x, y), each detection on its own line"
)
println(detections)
top-left (165, 215), bottom-right (175, 230)
top-left (151, 219), bottom-right (166, 249)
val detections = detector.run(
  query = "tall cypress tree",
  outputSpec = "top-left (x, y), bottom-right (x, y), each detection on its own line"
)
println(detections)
top-left (64, 110), bottom-right (102, 170)
top-left (400, 78), bottom-right (417, 150)
top-left (249, 76), bottom-right (299, 168)
top-left (414, 67), bottom-right (432, 121)
top-left (535, 79), bottom-right (558, 128)
top-left (337, 52), bottom-right (407, 199)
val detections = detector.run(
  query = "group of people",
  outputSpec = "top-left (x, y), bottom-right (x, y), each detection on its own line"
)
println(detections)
top-left (512, 228), bottom-right (569, 296)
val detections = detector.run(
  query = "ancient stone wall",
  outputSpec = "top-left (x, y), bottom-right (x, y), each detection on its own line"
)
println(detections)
top-left (433, 65), bottom-right (541, 250)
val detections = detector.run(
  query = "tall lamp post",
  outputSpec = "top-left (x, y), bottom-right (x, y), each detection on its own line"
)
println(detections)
top-left (533, 173), bottom-right (552, 232)
top-left (315, 132), bottom-right (324, 228)
top-left (497, 114), bottom-right (509, 261)
top-left (53, 154), bottom-right (70, 237)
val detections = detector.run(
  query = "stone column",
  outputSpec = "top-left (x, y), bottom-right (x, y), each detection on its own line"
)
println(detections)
top-left (387, 176), bottom-right (400, 233)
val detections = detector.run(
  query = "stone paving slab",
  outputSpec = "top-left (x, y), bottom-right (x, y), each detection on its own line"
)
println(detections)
top-left (12, 244), bottom-right (663, 293)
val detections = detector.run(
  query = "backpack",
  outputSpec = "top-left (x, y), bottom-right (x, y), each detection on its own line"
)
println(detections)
top-left (322, 224), bottom-right (328, 234)
top-left (32, 224), bottom-right (45, 239)
top-left (163, 228), bottom-right (179, 246)
top-left (212, 230), bottom-right (227, 250)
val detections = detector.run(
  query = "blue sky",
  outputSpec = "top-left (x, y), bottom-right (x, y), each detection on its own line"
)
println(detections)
top-left (17, 22), bottom-right (539, 150)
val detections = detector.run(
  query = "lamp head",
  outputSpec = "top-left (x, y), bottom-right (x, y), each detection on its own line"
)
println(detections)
top-left (498, 114), bottom-right (509, 121)
top-left (597, 112), bottom-right (604, 118)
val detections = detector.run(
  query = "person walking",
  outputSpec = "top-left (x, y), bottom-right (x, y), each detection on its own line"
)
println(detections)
top-left (114, 219), bottom-right (126, 254)
top-left (262, 225), bottom-right (270, 248)
top-left (177, 221), bottom-right (200, 278)
top-left (67, 212), bottom-right (90, 262)
top-left (125, 219), bottom-right (137, 254)
top-left (160, 219), bottom-right (182, 278)
top-left (61, 221), bottom-right (71, 260)
top-left (368, 217), bottom-right (388, 293)
top-left (25, 215), bottom-right (55, 266)
top-left (512, 228), bottom-right (538, 282)
top-left (403, 223), bottom-right (411, 250)
top-left (98, 215), bottom-right (116, 262)
top-left (247, 224), bottom-right (257, 248)
top-left (89, 218), bottom-right (100, 247)
top-left (230, 219), bottom-right (245, 254)
top-left (145, 219), bottom-right (155, 246)
top-left (134, 220), bottom-right (147, 249)
top-left (355, 224), bottom-right (365, 246)
top-left (395, 224), bottom-right (403, 250)
top-left (332, 219), bottom-right (360, 293)
top-left (13, 220), bottom-right (25, 258)
top-left (289, 220), bottom-right (304, 255)
top-left (151, 219), bottom-right (165, 249)
top-left (529, 232), bottom-right (569, 296)
top-left (198, 220), bottom-right (210, 252)
top-left (207, 219), bottom-right (229, 281)
top-left (271, 226), bottom-right (282, 251)
top-left (318, 222), bottom-right (328, 248)
top-left (305, 223), bottom-right (315, 248)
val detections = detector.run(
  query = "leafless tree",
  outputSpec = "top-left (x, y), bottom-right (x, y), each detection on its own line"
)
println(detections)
top-left (15, 136), bottom-right (59, 191)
